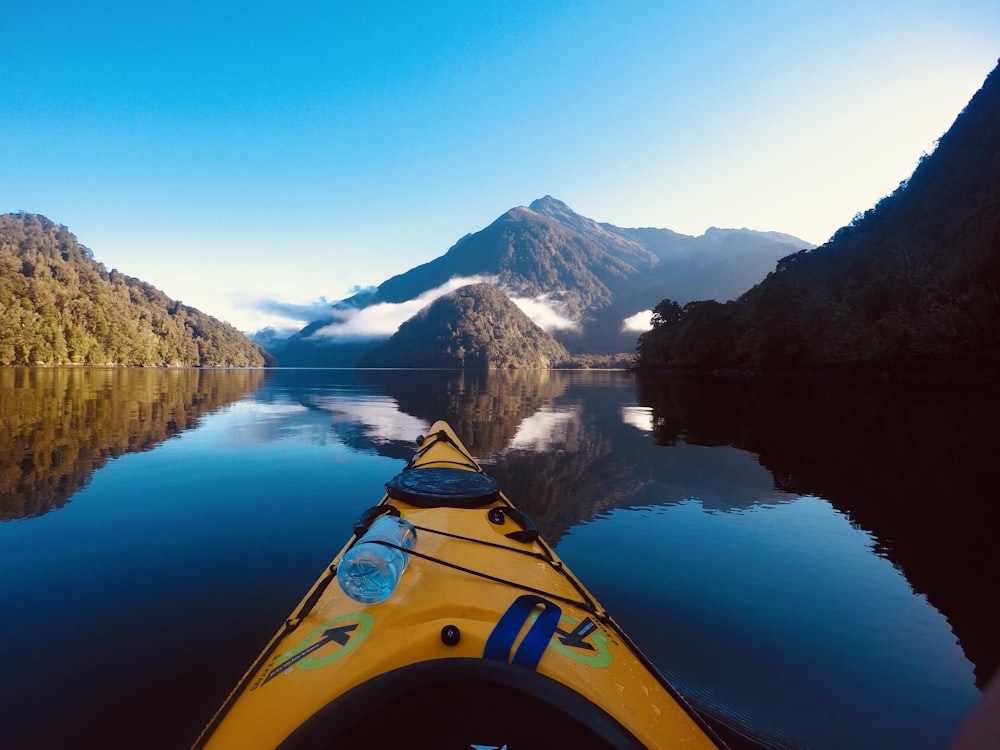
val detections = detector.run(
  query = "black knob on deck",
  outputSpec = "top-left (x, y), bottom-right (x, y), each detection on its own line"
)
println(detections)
top-left (441, 624), bottom-right (461, 646)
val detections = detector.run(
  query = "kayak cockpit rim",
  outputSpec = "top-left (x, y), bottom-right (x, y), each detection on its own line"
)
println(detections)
top-left (273, 658), bottom-right (647, 750)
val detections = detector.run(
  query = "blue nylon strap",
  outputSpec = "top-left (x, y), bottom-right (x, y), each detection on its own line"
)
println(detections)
top-left (483, 594), bottom-right (562, 670)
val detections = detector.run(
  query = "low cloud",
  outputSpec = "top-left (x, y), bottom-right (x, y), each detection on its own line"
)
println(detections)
top-left (622, 309), bottom-right (653, 332)
top-left (508, 294), bottom-right (579, 332)
top-left (311, 275), bottom-right (498, 340)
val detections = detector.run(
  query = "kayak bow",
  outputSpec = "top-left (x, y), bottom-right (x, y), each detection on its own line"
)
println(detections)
top-left (192, 420), bottom-right (725, 749)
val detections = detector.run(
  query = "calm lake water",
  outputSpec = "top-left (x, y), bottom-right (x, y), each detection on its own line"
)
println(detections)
top-left (1, 367), bottom-right (995, 749)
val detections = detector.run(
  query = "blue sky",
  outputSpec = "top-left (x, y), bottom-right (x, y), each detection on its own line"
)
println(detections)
top-left (3, 1), bottom-right (998, 333)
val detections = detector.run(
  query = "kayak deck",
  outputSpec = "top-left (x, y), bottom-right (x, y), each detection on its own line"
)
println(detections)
top-left (193, 421), bottom-right (724, 749)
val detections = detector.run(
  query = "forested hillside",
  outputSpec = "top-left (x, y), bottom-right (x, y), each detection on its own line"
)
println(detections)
top-left (359, 283), bottom-right (570, 368)
top-left (636, 61), bottom-right (1000, 375)
top-left (0, 213), bottom-right (272, 366)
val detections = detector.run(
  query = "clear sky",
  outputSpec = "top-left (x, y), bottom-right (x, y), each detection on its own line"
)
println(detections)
top-left (3, 1), bottom-right (998, 333)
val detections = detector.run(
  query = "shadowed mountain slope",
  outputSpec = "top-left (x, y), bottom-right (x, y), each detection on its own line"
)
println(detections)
top-left (637, 60), bottom-right (1000, 374)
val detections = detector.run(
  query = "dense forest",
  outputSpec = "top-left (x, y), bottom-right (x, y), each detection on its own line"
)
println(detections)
top-left (359, 282), bottom-right (570, 369)
top-left (0, 213), bottom-right (273, 367)
top-left (636, 61), bottom-right (1000, 375)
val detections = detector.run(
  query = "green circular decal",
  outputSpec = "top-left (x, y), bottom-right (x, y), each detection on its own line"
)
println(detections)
top-left (285, 612), bottom-right (374, 671)
top-left (527, 610), bottom-right (613, 668)
top-left (549, 615), bottom-right (612, 667)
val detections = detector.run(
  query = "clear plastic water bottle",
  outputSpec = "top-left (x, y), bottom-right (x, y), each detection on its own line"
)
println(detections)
top-left (337, 515), bottom-right (417, 604)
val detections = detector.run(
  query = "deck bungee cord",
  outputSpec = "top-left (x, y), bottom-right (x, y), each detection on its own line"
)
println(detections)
top-left (357, 517), bottom-right (604, 616)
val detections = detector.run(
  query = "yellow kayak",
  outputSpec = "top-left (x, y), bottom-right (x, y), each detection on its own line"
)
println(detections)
top-left (192, 420), bottom-right (726, 749)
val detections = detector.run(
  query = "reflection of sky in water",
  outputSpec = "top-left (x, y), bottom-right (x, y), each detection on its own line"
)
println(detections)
top-left (508, 405), bottom-right (580, 451)
top-left (310, 396), bottom-right (429, 445)
top-left (222, 399), bottom-right (335, 444)
top-left (649, 442), bottom-right (791, 511)
top-left (222, 392), bottom-right (429, 449)
top-left (621, 404), bottom-right (655, 432)
top-left (557, 497), bottom-right (979, 750)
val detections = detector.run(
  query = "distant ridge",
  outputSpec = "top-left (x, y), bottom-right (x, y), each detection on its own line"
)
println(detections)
top-left (269, 198), bottom-right (812, 366)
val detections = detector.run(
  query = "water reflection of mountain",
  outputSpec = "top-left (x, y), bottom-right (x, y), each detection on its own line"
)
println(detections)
top-left (482, 373), bottom-right (787, 542)
top-left (362, 370), bottom-right (677, 537)
top-left (249, 369), bottom-right (569, 460)
top-left (245, 368), bottom-right (420, 459)
top-left (361, 369), bottom-right (569, 456)
top-left (637, 374), bottom-right (1000, 689)
top-left (354, 368), bottom-right (783, 540)
top-left (0, 367), bottom-right (266, 520)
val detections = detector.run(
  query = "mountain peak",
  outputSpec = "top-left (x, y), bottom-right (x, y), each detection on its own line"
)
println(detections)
top-left (529, 195), bottom-right (574, 216)
top-left (526, 196), bottom-right (614, 238)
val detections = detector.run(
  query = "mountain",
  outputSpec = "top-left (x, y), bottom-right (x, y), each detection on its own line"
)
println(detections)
top-left (636, 59), bottom-right (1000, 375)
top-left (0, 213), bottom-right (273, 367)
top-left (271, 198), bottom-right (812, 365)
top-left (359, 283), bottom-right (569, 368)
